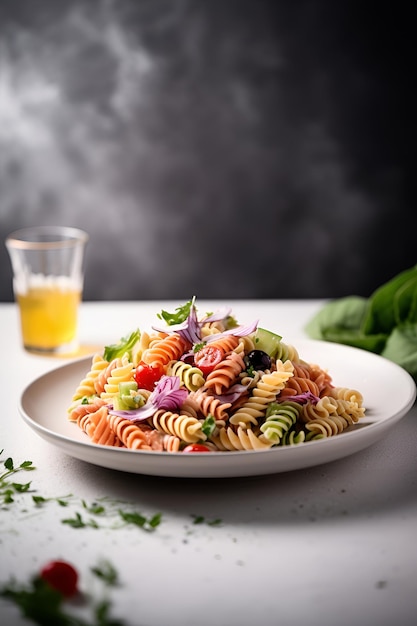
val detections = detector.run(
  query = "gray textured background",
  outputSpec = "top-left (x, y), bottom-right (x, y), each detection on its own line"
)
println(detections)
top-left (0, 0), bottom-right (414, 302)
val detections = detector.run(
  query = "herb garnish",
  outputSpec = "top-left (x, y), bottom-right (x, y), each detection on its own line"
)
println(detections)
top-left (62, 512), bottom-right (100, 529)
top-left (157, 299), bottom-right (193, 325)
top-left (90, 560), bottom-right (120, 587)
top-left (103, 329), bottom-right (141, 362)
top-left (191, 514), bottom-right (222, 526)
top-left (201, 415), bottom-right (216, 438)
top-left (0, 561), bottom-right (126, 626)
top-left (0, 454), bottom-right (36, 505)
top-left (118, 510), bottom-right (162, 531)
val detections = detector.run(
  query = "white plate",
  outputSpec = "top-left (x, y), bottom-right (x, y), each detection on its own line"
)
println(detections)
top-left (19, 340), bottom-right (416, 478)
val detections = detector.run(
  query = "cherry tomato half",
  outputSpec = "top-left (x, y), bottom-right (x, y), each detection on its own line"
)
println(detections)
top-left (40, 560), bottom-right (78, 597)
top-left (194, 345), bottom-right (224, 375)
top-left (183, 444), bottom-right (212, 453)
top-left (134, 361), bottom-right (164, 390)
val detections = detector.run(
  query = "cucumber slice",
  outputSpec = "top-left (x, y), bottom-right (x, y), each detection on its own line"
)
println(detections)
top-left (118, 381), bottom-right (138, 395)
top-left (253, 327), bottom-right (283, 358)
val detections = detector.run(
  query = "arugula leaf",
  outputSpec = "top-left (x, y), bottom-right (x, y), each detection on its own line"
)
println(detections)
top-left (103, 329), bottom-right (140, 362)
top-left (157, 299), bottom-right (193, 325)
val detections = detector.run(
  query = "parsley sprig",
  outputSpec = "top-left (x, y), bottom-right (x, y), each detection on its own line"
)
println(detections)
top-left (0, 454), bottom-right (36, 505)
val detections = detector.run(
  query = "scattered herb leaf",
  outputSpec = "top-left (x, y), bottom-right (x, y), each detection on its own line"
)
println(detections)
top-left (91, 560), bottom-right (119, 587)
top-left (191, 514), bottom-right (223, 526)
top-left (61, 512), bottom-right (99, 529)
top-left (118, 510), bottom-right (162, 531)
top-left (157, 299), bottom-right (193, 325)
top-left (104, 329), bottom-right (141, 362)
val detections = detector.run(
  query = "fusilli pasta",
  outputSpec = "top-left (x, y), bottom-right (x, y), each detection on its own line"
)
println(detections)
top-left (67, 298), bottom-right (366, 454)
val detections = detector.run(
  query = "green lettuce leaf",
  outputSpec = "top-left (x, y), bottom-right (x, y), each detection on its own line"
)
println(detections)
top-left (305, 296), bottom-right (368, 339)
top-left (305, 266), bottom-right (417, 381)
top-left (381, 324), bottom-right (417, 380)
top-left (361, 265), bottom-right (417, 335)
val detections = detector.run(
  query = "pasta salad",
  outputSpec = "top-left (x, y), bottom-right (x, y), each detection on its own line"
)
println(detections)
top-left (67, 298), bottom-right (365, 452)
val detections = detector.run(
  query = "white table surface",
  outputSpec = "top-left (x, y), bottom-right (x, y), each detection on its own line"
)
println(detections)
top-left (1, 299), bottom-right (417, 626)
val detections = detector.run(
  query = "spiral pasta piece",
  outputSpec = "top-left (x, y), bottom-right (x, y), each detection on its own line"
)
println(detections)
top-left (72, 353), bottom-right (109, 400)
top-left (301, 396), bottom-right (339, 423)
top-left (152, 409), bottom-right (206, 443)
top-left (179, 395), bottom-right (201, 419)
top-left (100, 355), bottom-right (135, 400)
top-left (279, 375), bottom-right (321, 400)
top-left (305, 414), bottom-right (350, 438)
top-left (206, 335), bottom-right (239, 354)
top-left (234, 335), bottom-right (256, 356)
top-left (68, 396), bottom-right (107, 425)
top-left (166, 360), bottom-right (205, 391)
top-left (281, 429), bottom-right (306, 446)
top-left (291, 361), bottom-right (314, 379)
top-left (107, 414), bottom-right (153, 450)
top-left (230, 360), bottom-right (294, 427)
top-left (200, 320), bottom-right (227, 338)
top-left (189, 388), bottom-right (231, 421)
top-left (332, 398), bottom-right (365, 423)
top-left (142, 333), bottom-right (190, 368)
top-left (203, 351), bottom-right (246, 395)
top-left (131, 331), bottom-right (163, 366)
top-left (162, 435), bottom-right (182, 452)
top-left (239, 368), bottom-right (272, 390)
top-left (94, 358), bottom-right (120, 395)
top-left (260, 401), bottom-right (303, 444)
top-left (308, 363), bottom-right (334, 396)
top-left (274, 341), bottom-right (301, 363)
top-left (209, 426), bottom-right (272, 451)
top-left (329, 387), bottom-right (363, 405)
top-left (86, 406), bottom-right (123, 447)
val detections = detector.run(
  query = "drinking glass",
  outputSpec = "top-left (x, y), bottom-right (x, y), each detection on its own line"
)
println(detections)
top-left (5, 226), bottom-right (88, 354)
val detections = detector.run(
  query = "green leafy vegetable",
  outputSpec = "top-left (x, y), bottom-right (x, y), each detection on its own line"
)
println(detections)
top-left (157, 299), bottom-right (193, 325)
top-left (305, 265), bottom-right (417, 380)
top-left (118, 510), bottom-right (162, 530)
top-left (90, 561), bottom-right (119, 587)
top-left (1, 561), bottom-right (126, 626)
top-left (61, 512), bottom-right (99, 529)
top-left (201, 414), bottom-right (216, 437)
top-left (191, 514), bottom-right (222, 526)
top-left (103, 329), bottom-right (140, 362)
top-left (0, 456), bottom-right (36, 505)
top-left (0, 576), bottom-right (74, 626)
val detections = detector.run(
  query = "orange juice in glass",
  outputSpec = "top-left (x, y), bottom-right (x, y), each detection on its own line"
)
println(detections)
top-left (5, 227), bottom-right (88, 354)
